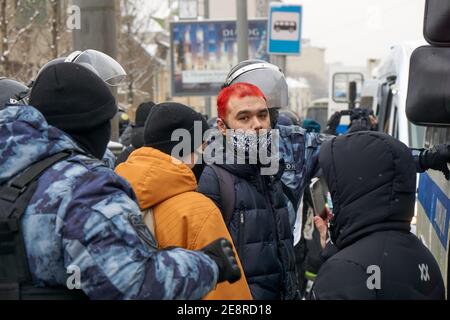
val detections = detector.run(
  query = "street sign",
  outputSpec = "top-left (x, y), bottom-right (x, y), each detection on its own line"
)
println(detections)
top-left (268, 3), bottom-right (302, 55)
top-left (170, 19), bottom-right (269, 96)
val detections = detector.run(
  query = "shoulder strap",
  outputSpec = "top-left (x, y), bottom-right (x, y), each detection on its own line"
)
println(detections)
top-left (210, 165), bottom-right (236, 226)
top-left (0, 151), bottom-right (72, 300)
top-left (1, 152), bottom-right (71, 206)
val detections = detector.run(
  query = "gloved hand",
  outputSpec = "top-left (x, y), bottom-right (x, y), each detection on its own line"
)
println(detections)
top-left (348, 118), bottom-right (371, 133)
top-left (201, 238), bottom-right (241, 284)
top-left (348, 109), bottom-right (377, 133)
top-left (419, 144), bottom-right (450, 180)
top-left (323, 112), bottom-right (341, 135)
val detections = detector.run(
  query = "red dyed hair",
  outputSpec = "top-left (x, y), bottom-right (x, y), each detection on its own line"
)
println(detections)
top-left (217, 82), bottom-right (266, 119)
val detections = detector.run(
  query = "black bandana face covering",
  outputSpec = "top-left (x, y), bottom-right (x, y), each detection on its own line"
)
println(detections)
top-left (230, 129), bottom-right (273, 161)
top-left (220, 119), bottom-right (273, 162)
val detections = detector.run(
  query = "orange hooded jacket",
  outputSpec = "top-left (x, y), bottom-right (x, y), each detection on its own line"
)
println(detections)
top-left (116, 147), bottom-right (252, 300)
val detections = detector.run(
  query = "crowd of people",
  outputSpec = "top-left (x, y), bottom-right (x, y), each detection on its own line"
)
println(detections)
top-left (0, 51), bottom-right (449, 300)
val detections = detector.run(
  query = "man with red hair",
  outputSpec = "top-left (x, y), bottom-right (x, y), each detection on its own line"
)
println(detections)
top-left (198, 82), bottom-right (300, 300)
top-left (216, 82), bottom-right (270, 132)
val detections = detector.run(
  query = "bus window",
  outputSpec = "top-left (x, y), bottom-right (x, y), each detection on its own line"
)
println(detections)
top-left (332, 73), bottom-right (364, 103)
top-left (306, 107), bottom-right (328, 131)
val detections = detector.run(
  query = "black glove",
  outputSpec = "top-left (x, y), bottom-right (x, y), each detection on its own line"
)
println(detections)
top-left (419, 144), bottom-right (450, 180)
top-left (348, 108), bottom-right (375, 133)
top-left (201, 238), bottom-right (241, 284)
top-left (323, 112), bottom-right (341, 135)
top-left (348, 118), bottom-right (372, 133)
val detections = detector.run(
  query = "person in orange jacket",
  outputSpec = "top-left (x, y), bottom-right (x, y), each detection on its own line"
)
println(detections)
top-left (116, 102), bottom-right (252, 300)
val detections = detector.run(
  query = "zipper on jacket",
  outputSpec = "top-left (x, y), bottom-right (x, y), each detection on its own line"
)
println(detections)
top-left (238, 209), bottom-right (245, 252)
top-left (259, 174), bottom-right (287, 299)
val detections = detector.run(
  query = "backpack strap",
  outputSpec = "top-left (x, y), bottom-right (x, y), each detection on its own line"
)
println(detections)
top-left (1, 152), bottom-right (71, 207)
top-left (0, 151), bottom-right (76, 300)
top-left (210, 165), bottom-right (236, 226)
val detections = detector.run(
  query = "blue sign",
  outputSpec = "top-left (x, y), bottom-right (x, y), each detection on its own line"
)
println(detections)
top-left (418, 172), bottom-right (449, 250)
top-left (268, 4), bottom-right (302, 55)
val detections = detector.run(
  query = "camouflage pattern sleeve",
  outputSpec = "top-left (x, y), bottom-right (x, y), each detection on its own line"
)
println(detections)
top-left (62, 168), bottom-right (219, 300)
top-left (277, 125), bottom-right (324, 209)
top-left (102, 148), bottom-right (117, 169)
top-left (304, 132), bottom-right (325, 182)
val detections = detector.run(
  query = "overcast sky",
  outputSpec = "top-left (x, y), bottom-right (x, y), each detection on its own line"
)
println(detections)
top-left (283, 0), bottom-right (426, 66)
top-left (148, 0), bottom-right (426, 66)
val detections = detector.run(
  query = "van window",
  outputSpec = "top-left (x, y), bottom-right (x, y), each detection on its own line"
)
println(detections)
top-left (383, 91), bottom-right (393, 134)
top-left (408, 123), bottom-right (426, 149)
top-left (377, 82), bottom-right (392, 133)
top-left (393, 106), bottom-right (398, 138)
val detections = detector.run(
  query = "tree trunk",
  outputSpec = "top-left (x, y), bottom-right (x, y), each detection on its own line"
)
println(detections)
top-left (0, 0), bottom-right (9, 75)
top-left (51, 0), bottom-right (61, 59)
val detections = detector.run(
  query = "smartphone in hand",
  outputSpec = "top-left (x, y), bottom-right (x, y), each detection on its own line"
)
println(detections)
top-left (309, 178), bottom-right (330, 220)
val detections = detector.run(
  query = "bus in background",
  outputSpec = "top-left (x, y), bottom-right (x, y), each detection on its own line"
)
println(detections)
top-left (328, 65), bottom-right (368, 134)
top-left (304, 98), bottom-right (328, 132)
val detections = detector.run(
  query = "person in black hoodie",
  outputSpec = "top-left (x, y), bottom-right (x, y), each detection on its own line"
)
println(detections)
top-left (310, 131), bottom-right (445, 300)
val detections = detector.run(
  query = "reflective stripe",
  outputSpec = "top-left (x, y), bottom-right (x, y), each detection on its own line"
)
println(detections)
top-left (305, 271), bottom-right (317, 281)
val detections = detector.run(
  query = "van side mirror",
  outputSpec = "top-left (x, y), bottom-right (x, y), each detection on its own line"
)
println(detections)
top-left (405, 0), bottom-right (450, 126)
top-left (424, 0), bottom-right (450, 46)
top-left (406, 47), bottom-right (450, 126)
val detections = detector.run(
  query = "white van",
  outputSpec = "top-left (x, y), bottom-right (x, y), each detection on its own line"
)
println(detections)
top-left (372, 42), bottom-right (427, 148)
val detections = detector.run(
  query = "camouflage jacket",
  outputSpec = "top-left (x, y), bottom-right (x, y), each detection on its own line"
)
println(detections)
top-left (0, 106), bottom-right (218, 300)
top-left (277, 125), bottom-right (324, 214)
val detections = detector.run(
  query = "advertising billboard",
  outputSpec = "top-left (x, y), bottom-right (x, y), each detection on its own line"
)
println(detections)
top-left (170, 19), bottom-right (269, 96)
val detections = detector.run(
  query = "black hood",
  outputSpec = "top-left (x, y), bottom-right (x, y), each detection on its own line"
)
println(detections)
top-left (319, 131), bottom-right (417, 249)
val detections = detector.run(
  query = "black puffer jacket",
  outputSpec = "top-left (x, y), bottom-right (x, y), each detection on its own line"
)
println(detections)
top-left (198, 160), bottom-right (299, 300)
top-left (311, 131), bottom-right (445, 300)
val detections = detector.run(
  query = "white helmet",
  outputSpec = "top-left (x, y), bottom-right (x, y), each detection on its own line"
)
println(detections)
top-left (65, 49), bottom-right (126, 86)
top-left (35, 49), bottom-right (126, 87)
top-left (223, 59), bottom-right (289, 110)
